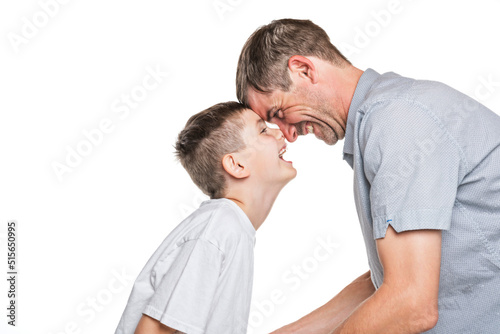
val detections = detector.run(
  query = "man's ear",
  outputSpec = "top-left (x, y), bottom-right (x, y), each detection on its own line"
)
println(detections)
top-left (222, 153), bottom-right (250, 179)
top-left (288, 55), bottom-right (318, 84)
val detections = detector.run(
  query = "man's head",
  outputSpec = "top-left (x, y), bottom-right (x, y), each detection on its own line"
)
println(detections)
top-left (175, 102), bottom-right (296, 199)
top-left (236, 19), bottom-right (359, 145)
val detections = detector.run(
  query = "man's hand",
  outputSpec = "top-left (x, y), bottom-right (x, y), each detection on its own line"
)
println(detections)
top-left (331, 225), bottom-right (441, 333)
top-left (270, 271), bottom-right (376, 333)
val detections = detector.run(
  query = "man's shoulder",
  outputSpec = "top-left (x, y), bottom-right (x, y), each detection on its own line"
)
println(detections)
top-left (362, 71), bottom-right (452, 112)
top-left (358, 72), bottom-right (459, 130)
top-left (362, 71), bottom-right (415, 105)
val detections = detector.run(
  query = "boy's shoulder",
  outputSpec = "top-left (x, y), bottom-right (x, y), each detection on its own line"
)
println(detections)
top-left (178, 198), bottom-right (255, 251)
top-left (199, 198), bottom-right (255, 238)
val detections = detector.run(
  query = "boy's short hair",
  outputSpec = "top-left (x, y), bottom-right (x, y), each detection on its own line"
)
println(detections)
top-left (175, 102), bottom-right (248, 199)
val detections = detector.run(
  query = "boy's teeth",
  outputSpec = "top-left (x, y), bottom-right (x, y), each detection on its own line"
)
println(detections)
top-left (279, 148), bottom-right (286, 157)
top-left (307, 123), bottom-right (314, 134)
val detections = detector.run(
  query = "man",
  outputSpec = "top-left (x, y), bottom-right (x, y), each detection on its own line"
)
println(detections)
top-left (236, 19), bottom-right (500, 333)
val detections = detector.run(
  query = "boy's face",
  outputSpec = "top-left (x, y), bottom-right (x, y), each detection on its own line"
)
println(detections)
top-left (237, 109), bottom-right (297, 185)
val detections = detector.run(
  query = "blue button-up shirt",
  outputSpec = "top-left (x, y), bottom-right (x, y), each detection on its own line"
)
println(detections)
top-left (343, 69), bottom-right (500, 333)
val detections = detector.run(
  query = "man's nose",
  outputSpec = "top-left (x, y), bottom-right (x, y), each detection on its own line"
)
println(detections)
top-left (278, 123), bottom-right (298, 142)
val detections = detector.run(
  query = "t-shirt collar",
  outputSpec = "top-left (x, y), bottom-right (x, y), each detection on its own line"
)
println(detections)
top-left (202, 198), bottom-right (256, 238)
top-left (343, 68), bottom-right (380, 157)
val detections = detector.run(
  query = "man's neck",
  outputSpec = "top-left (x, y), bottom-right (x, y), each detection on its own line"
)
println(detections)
top-left (343, 66), bottom-right (364, 119)
top-left (328, 64), bottom-right (364, 124)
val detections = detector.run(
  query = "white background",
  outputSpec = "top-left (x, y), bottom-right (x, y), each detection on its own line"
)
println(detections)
top-left (1, 0), bottom-right (500, 333)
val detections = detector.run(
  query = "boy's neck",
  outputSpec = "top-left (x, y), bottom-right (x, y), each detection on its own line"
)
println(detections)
top-left (224, 186), bottom-right (282, 231)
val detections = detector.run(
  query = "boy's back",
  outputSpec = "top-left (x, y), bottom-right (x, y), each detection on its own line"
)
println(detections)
top-left (115, 198), bottom-right (255, 334)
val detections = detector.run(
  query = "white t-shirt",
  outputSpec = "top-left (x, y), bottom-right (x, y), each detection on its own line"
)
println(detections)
top-left (115, 198), bottom-right (256, 334)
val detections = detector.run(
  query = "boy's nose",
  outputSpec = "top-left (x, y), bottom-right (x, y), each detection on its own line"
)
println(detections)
top-left (271, 128), bottom-right (285, 141)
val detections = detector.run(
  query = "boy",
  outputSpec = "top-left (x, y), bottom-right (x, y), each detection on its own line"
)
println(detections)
top-left (115, 101), bottom-right (296, 334)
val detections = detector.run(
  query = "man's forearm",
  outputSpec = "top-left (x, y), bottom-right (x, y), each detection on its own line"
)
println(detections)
top-left (329, 282), bottom-right (438, 334)
top-left (271, 271), bottom-right (375, 334)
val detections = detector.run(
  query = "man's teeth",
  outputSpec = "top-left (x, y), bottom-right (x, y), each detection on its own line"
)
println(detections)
top-left (306, 124), bottom-right (314, 134)
top-left (279, 148), bottom-right (286, 158)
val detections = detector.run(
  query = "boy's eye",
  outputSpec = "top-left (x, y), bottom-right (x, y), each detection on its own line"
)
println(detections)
top-left (260, 127), bottom-right (268, 134)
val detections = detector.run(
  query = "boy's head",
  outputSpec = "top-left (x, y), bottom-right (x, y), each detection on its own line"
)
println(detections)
top-left (175, 102), bottom-right (296, 199)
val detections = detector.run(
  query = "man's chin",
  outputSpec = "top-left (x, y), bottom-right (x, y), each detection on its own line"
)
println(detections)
top-left (316, 132), bottom-right (338, 146)
top-left (298, 126), bottom-right (338, 145)
top-left (322, 139), bottom-right (338, 146)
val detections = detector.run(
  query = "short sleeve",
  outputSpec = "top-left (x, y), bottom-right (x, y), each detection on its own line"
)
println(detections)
top-left (143, 239), bottom-right (224, 334)
top-left (361, 99), bottom-right (465, 239)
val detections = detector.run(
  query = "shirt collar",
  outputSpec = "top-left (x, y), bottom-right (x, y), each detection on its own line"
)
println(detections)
top-left (202, 198), bottom-right (256, 239)
top-left (343, 68), bottom-right (381, 157)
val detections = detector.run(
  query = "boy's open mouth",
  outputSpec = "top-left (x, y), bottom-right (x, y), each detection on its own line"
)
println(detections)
top-left (278, 144), bottom-right (292, 163)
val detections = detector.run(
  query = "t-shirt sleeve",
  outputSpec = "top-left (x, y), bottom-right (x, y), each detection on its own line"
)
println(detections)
top-left (143, 239), bottom-right (224, 334)
top-left (361, 99), bottom-right (465, 239)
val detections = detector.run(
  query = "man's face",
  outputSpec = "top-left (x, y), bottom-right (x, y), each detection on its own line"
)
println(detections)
top-left (238, 109), bottom-right (297, 185)
top-left (246, 81), bottom-right (346, 145)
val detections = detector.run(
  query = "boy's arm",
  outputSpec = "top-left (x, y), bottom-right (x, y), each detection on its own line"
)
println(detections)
top-left (135, 314), bottom-right (181, 334)
top-left (271, 270), bottom-right (375, 333)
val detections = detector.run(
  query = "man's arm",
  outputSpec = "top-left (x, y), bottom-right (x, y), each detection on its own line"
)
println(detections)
top-left (271, 270), bottom-right (376, 333)
top-left (134, 314), bottom-right (181, 334)
top-left (330, 226), bottom-right (441, 334)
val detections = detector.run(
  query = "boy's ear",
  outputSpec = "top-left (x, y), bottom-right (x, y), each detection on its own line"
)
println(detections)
top-left (288, 55), bottom-right (318, 84)
top-left (222, 153), bottom-right (250, 179)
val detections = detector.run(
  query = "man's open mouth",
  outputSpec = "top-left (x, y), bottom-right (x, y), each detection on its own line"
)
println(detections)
top-left (306, 122), bottom-right (314, 134)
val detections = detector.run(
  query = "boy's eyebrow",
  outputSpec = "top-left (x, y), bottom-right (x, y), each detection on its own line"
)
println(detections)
top-left (256, 118), bottom-right (266, 127)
